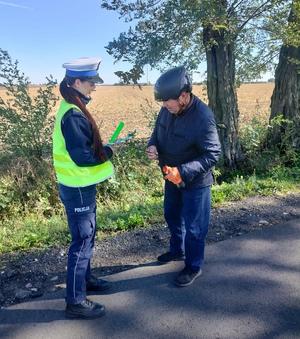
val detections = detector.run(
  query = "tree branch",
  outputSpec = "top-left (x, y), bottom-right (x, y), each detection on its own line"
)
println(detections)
top-left (236, 0), bottom-right (273, 34)
top-left (101, 0), bottom-right (164, 20)
top-left (227, 0), bottom-right (245, 17)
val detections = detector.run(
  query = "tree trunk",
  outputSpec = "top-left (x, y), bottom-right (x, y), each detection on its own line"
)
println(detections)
top-left (270, 7), bottom-right (300, 149)
top-left (203, 25), bottom-right (243, 169)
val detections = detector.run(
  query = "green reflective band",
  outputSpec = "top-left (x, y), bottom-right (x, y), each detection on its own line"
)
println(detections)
top-left (55, 161), bottom-right (113, 177)
top-left (55, 160), bottom-right (114, 186)
top-left (53, 153), bottom-right (70, 162)
top-left (109, 121), bottom-right (125, 143)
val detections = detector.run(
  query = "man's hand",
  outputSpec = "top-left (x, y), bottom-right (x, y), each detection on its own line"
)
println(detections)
top-left (162, 166), bottom-right (183, 185)
top-left (146, 145), bottom-right (158, 160)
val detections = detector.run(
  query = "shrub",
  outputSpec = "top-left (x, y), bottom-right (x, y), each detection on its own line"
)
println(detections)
top-left (97, 139), bottom-right (162, 203)
top-left (0, 49), bottom-right (58, 160)
top-left (240, 115), bottom-right (300, 174)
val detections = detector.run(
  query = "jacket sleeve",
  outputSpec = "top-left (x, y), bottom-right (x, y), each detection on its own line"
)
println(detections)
top-left (178, 116), bottom-right (221, 183)
top-left (61, 109), bottom-right (113, 167)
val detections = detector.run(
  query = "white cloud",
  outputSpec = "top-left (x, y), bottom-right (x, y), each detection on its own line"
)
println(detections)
top-left (0, 1), bottom-right (32, 9)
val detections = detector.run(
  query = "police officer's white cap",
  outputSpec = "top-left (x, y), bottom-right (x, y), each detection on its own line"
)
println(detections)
top-left (62, 57), bottom-right (104, 83)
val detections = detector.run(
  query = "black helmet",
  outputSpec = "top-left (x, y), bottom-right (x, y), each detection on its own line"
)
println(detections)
top-left (154, 66), bottom-right (192, 101)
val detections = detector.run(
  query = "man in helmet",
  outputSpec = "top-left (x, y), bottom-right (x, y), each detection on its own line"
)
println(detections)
top-left (147, 66), bottom-right (221, 287)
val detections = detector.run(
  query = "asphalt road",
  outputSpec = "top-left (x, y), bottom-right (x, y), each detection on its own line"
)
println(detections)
top-left (1, 218), bottom-right (300, 339)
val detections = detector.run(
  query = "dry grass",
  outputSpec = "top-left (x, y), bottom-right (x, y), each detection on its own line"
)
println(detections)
top-left (0, 83), bottom-right (274, 142)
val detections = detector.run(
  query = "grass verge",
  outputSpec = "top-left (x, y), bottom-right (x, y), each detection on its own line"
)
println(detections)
top-left (0, 165), bottom-right (299, 253)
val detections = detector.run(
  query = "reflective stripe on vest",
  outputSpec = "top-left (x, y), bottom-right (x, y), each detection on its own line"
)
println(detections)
top-left (52, 99), bottom-right (114, 187)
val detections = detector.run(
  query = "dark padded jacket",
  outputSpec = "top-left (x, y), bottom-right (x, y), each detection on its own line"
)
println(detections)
top-left (148, 94), bottom-right (221, 188)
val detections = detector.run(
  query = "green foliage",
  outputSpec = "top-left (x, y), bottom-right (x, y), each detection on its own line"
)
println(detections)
top-left (266, 115), bottom-right (300, 166)
top-left (0, 155), bottom-right (299, 253)
top-left (0, 156), bottom-right (60, 220)
top-left (96, 139), bottom-right (162, 203)
top-left (101, 0), bottom-right (290, 83)
top-left (98, 196), bottom-right (163, 232)
top-left (283, 0), bottom-right (300, 47)
top-left (0, 214), bottom-right (69, 253)
top-left (140, 98), bottom-right (159, 130)
top-left (0, 49), bottom-right (58, 159)
top-left (114, 66), bottom-right (144, 85)
top-left (0, 176), bottom-right (15, 213)
top-left (95, 139), bottom-right (164, 232)
top-left (240, 117), bottom-right (268, 156)
top-left (240, 114), bottom-right (300, 173)
top-left (212, 167), bottom-right (300, 205)
top-left (0, 139), bottom-right (164, 252)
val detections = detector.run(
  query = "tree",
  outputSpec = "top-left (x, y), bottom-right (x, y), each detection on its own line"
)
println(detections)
top-left (101, 0), bottom-right (288, 168)
top-left (270, 0), bottom-right (300, 150)
top-left (0, 49), bottom-right (58, 160)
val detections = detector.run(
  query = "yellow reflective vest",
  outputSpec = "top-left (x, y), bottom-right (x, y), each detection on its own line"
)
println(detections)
top-left (52, 100), bottom-right (114, 187)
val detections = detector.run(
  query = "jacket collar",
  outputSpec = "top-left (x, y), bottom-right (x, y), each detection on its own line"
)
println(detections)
top-left (74, 88), bottom-right (91, 106)
top-left (178, 93), bottom-right (195, 116)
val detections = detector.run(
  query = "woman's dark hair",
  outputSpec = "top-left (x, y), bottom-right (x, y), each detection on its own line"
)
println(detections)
top-left (59, 77), bottom-right (107, 162)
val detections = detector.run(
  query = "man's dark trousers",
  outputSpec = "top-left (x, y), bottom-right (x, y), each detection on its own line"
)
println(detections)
top-left (164, 180), bottom-right (211, 271)
top-left (58, 184), bottom-right (97, 304)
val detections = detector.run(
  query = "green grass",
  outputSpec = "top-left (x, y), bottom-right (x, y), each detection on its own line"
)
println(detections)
top-left (98, 195), bottom-right (163, 232)
top-left (212, 166), bottom-right (300, 204)
top-left (0, 133), bottom-right (299, 253)
top-left (0, 214), bottom-right (70, 253)
top-left (0, 165), bottom-right (299, 253)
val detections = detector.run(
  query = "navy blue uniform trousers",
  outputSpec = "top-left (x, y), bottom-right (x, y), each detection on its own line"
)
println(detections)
top-left (58, 183), bottom-right (97, 304)
top-left (164, 181), bottom-right (211, 272)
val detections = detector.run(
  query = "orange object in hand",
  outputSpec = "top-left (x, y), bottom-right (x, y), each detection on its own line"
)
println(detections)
top-left (162, 165), bottom-right (183, 185)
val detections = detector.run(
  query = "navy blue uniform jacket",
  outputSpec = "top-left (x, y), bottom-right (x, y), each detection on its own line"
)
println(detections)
top-left (148, 95), bottom-right (221, 188)
top-left (61, 93), bottom-right (112, 167)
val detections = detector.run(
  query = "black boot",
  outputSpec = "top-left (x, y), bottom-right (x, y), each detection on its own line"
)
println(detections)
top-left (86, 275), bottom-right (112, 292)
top-left (157, 251), bottom-right (185, 264)
top-left (65, 299), bottom-right (106, 319)
top-left (174, 266), bottom-right (202, 287)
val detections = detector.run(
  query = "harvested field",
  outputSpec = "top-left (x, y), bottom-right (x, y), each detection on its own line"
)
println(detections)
top-left (0, 83), bottom-right (274, 142)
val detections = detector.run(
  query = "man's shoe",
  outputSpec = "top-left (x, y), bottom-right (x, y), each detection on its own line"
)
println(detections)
top-left (86, 275), bottom-right (112, 292)
top-left (65, 299), bottom-right (106, 319)
top-left (157, 251), bottom-right (185, 264)
top-left (174, 267), bottom-right (202, 287)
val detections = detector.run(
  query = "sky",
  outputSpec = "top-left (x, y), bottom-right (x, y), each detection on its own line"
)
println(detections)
top-left (0, 0), bottom-right (163, 84)
top-left (0, 0), bottom-right (273, 85)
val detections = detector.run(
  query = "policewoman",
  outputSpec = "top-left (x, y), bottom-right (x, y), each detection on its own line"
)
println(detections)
top-left (52, 57), bottom-right (113, 319)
